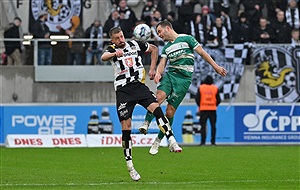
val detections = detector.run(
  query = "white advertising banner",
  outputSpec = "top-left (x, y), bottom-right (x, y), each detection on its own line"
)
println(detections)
top-left (6, 135), bottom-right (87, 148)
top-left (5, 134), bottom-right (168, 148)
top-left (86, 134), bottom-right (168, 147)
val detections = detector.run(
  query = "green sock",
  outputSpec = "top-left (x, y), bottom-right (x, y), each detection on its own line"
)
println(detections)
top-left (157, 116), bottom-right (174, 140)
top-left (145, 111), bottom-right (155, 123)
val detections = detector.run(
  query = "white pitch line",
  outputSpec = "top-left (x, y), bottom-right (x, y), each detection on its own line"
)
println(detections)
top-left (1, 179), bottom-right (299, 186)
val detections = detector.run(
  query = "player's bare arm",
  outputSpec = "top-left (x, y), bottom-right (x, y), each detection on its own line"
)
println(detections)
top-left (146, 44), bottom-right (158, 80)
top-left (101, 49), bottom-right (123, 61)
top-left (154, 57), bottom-right (167, 84)
top-left (195, 45), bottom-right (227, 77)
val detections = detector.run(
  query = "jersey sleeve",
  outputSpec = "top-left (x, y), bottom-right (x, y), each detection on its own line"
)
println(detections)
top-left (136, 41), bottom-right (150, 52)
top-left (187, 35), bottom-right (200, 50)
top-left (161, 46), bottom-right (167, 58)
top-left (106, 45), bottom-right (116, 53)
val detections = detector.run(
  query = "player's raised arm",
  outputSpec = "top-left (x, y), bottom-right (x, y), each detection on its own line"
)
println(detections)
top-left (154, 57), bottom-right (167, 84)
top-left (195, 45), bottom-right (227, 76)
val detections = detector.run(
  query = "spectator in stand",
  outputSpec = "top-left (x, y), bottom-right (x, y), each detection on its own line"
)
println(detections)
top-left (176, 0), bottom-right (198, 33)
top-left (58, 16), bottom-right (84, 65)
top-left (271, 10), bottom-right (292, 43)
top-left (241, 0), bottom-right (265, 27)
top-left (141, 0), bottom-right (157, 27)
top-left (116, 0), bottom-right (137, 38)
top-left (220, 10), bottom-right (232, 40)
top-left (210, 17), bottom-right (229, 47)
top-left (156, 0), bottom-right (169, 19)
top-left (150, 11), bottom-right (164, 58)
top-left (291, 28), bottom-right (300, 45)
top-left (201, 5), bottom-right (213, 45)
top-left (31, 10), bottom-right (52, 65)
top-left (110, 0), bottom-right (119, 7)
top-left (232, 13), bottom-right (250, 43)
top-left (202, 0), bottom-right (230, 19)
top-left (266, 0), bottom-right (287, 23)
top-left (252, 17), bottom-right (275, 44)
top-left (189, 13), bottom-right (205, 44)
top-left (85, 19), bottom-right (104, 65)
top-left (103, 8), bottom-right (121, 39)
top-left (3, 17), bottom-right (23, 65)
top-left (285, 0), bottom-right (300, 29)
top-left (166, 11), bottom-right (180, 33)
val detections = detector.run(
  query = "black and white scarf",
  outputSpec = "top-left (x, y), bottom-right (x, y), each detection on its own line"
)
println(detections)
top-left (89, 26), bottom-right (103, 50)
top-left (286, 7), bottom-right (299, 29)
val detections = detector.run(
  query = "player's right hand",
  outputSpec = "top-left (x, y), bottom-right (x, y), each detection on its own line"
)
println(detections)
top-left (115, 49), bottom-right (123, 57)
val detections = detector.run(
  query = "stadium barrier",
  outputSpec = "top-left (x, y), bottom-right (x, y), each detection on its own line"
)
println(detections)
top-left (1, 103), bottom-right (299, 147)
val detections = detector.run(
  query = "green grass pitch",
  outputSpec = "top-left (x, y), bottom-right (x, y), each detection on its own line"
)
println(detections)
top-left (1, 146), bottom-right (299, 189)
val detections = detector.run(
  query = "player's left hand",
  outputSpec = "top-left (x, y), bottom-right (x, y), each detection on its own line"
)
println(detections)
top-left (216, 66), bottom-right (227, 77)
top-left (148, 69), bottom-right (156, 80)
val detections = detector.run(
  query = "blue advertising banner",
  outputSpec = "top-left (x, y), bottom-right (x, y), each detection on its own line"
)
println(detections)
top-left (0, 106), bottom-right (3, 144)
top-left (0, 104), bottom-right (235, 144)
top-left (3, 105), bottom-right (118, 138)
top-left (235, 105), bottom-right (300, 143)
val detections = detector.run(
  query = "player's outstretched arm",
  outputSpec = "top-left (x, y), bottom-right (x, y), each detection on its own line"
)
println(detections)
top-left (195, 46), bottom-right (227, 77)
top-left (101, 49), bottom-right (123, 61)
top-left (154, 57), bottom-right (167, 84)
top-left (147, 44), bottom-right (158, 80)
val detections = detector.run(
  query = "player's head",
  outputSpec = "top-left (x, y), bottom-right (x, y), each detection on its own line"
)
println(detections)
top-left (156, 20), bottom-right (174, 41)
top-left (203, 75), bottom-right (214, 85)
top-left (109, 27), bottom-right (126, 48)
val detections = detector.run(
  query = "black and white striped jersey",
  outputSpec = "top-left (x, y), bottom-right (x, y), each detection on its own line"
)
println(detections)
top-left (106, 40), bottom-right (150, 91)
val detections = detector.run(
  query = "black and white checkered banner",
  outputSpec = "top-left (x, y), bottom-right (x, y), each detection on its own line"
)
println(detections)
top-left (29, 0), bottom-right (82, 33)
top-left (252, 45), bottom-right (300, 103)
top-left (189, 44), bottom-right (249, 100)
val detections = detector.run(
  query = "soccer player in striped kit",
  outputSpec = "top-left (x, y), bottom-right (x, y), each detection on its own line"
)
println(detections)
top-left (101, 27), bottom-right (182, 181)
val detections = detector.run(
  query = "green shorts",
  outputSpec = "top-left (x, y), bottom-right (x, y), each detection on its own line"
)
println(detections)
top-left (157, 70), bottom-right (192, 109)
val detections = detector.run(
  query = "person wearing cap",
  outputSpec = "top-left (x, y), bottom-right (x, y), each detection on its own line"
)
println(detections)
top-left (84, 19), bottom-right (104, 65)
top-left (195, 75), bottom-right (221, 146)
top-left (3, 17), bottom-right (23, 65)
top-left (31, 10), bottom-right (52, 65)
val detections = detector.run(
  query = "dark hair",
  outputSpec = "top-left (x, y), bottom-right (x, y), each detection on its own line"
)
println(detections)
top-left (204, 75), bottom-right (214, 85)
top-left (156, 20), bottom-right (173, 30)
top-left (14, 17), bottom-right (22, 22)
top-left (109, 27), bottom-right (122, 38)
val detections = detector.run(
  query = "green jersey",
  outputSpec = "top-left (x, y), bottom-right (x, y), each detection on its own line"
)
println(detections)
top-left (161, 34), bottom-right (199, 77)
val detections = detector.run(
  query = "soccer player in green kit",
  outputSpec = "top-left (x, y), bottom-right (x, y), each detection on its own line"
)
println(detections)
top-left (139, 20), bottom-right (227, 155)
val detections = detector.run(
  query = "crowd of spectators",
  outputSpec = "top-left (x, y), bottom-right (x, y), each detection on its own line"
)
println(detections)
top-left (2, 0), bottom-right (300, 65)
top-left (135, 0), bottom-right (300, 47)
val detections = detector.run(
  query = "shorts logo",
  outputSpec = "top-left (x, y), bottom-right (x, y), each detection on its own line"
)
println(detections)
top-left (118, 102), bottom-right (127, 111)
top-left (31, 0), bottom-right (81, 32)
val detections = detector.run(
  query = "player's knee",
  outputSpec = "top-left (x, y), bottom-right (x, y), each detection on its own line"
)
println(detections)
top-left (165, 105), bottom-right (176, 118)
top-left (121, 119), bottom-right (132, 130)
top-left (156, 90), bottom-right (166, 103)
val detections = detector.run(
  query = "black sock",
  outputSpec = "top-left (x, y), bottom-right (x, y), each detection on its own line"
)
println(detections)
top-left (122, 130), bottom-right (132, 161)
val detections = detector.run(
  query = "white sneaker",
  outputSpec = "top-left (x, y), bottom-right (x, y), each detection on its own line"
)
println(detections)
top-left (128, 167), bottom-right (141, 181)
top-left (139, 121), bottom-right (150, 135)
top-left (149, 137), bottom-right (161, 155)
top-left (169, 142), bottom-right (182, 153)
